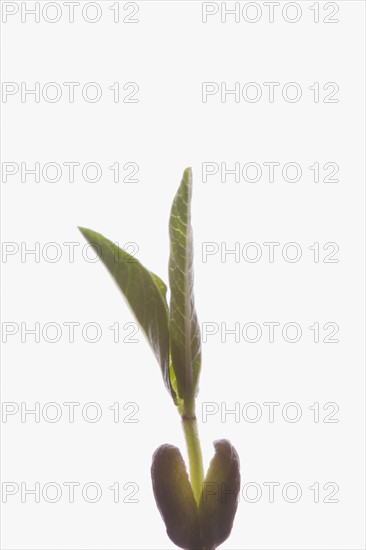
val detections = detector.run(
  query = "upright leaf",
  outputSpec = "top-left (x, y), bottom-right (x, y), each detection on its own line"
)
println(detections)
top-left (168, 168), bottom-right (202, 401)
top-left (79, 227), bottom-right (174, 399)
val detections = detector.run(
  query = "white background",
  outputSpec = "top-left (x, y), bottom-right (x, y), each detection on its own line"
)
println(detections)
top-left (1, 1), bottom-right (365, 549)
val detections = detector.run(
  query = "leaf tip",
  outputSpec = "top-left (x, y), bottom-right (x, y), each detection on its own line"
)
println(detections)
top-left (78, 226), bottom-right (98, 243)
top-left (183, 166), bottom-right (192, 181)
top-left (78, 226), bottom-right (89, 237)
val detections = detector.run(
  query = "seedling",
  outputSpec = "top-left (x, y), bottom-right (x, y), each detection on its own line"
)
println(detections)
top-left (79, 168), bottom-right (240, 550)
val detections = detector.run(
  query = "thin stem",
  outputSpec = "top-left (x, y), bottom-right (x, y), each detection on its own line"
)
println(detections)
top-left (182, 398), bottom-right (204, 505)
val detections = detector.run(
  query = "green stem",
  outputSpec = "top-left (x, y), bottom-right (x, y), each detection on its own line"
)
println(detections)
top-left (182, 397), bottom-right (204, 505)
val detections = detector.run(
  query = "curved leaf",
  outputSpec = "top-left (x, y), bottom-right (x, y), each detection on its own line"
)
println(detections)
top-left (78, 227), bottom-right (174, 399)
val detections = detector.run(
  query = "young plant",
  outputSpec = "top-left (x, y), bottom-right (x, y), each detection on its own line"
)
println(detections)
top-left (79, 168), bottom-right (240, 550)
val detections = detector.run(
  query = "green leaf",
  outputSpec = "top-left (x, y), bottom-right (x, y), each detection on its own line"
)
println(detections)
top-left (199, 439), bottom-right (241, 550)
top-left (151, 444), bottom-right (202, 550)
top-left (168, 168), bottom-right (202, 402)
top-left (78, 227), bottom-right (174, 399)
